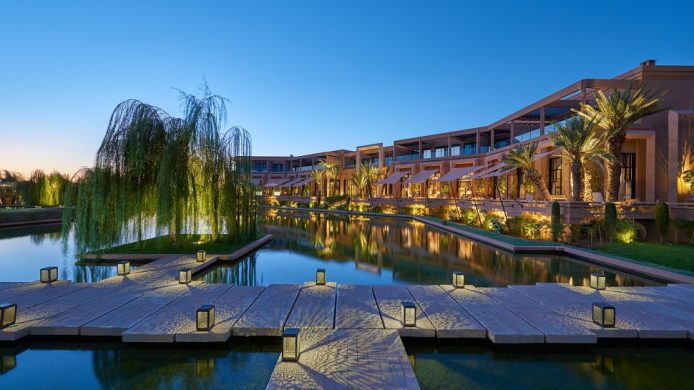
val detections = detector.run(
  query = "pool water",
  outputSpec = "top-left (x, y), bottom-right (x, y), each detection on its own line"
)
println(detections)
top-left (406, 341), bottom-right (694, 390)
top-left (197, 210), bottom-right (659, 286)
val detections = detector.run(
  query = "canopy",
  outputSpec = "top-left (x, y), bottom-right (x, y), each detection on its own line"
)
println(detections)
top-left (405, 169), bottom-right (438, 184)
top-left (264, 178), bottom-right (292, 188)
top-left (250, 178), bottom-right (262, 186)
top-left (377, 171), bottom-right (408, 185)
top-left (279, 177), bottom-right (304, 188)
top-left (291, 176), bottom-right (314, 187)
top-left (437, 166), bottom-right (484, 182)
top-left (465, 163), bottom-right (507, 181)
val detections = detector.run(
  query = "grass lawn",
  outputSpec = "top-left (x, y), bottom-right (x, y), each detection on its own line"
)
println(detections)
top-left (102, 234), bottom-right (258, 254)
top-left (595, 242), bottom-right (694, 273)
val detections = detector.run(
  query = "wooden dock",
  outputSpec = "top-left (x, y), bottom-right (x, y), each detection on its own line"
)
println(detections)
top-left (2, 249), bottom-right (694, 389)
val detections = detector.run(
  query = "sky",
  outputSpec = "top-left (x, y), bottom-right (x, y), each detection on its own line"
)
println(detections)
top-left (1, 0), bottom-right (694, 176)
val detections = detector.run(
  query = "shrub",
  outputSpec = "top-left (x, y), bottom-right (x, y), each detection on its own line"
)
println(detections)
top-left (373, 205), bottom-right (397, 214)
top-left (655, 200), bottom-right (670, 243)
top-left (403, 204), bottom-right (427, 216)
top-left (551, 201), bottom-right (562, 242)
top-left (603, 202), bottom-right (617, 243)
top-left (615, 219), bottom-right (639, 244)
top-left (505, 214), bottom-right (549, 240)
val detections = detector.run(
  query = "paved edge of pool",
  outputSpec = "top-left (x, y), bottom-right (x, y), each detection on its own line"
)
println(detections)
top-left (261, 205), bottom-right (694, 285)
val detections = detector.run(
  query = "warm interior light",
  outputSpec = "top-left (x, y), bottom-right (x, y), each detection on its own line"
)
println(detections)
top-left (402, 301), bottom-right (417, 327)
top-left (40, 267), bottom-right (58, 283)
top-left (592, 302), bottom-right (616, 327)
top-left (316, 268), bottom-right (326, 285)
top-left (196, 304), bottom-right (215, 331)
top-left (0, 303), bottom-right (17, 328)
top-left (452, 272), bottom-right (465, 288)
top-left (179, 269), bottom-right (192, 284)
top-left (282, 328), bottom-right (300, 362)
top-left (590, 272), bottom-right (606, 290)
top-left (117, 261), bottom-right (130, 276)
top-left (196, 250), bottom-right (206, 262)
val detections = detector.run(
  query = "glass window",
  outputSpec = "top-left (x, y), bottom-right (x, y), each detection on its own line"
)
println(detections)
top-left (621, 153), bottom-right (636, 199)
top-left (549, 157), bottom-right (562, 195)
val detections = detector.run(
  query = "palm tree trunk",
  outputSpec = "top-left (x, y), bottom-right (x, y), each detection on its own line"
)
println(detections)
top-left (583, 165), bottom-right (593, 202)
top-left (570, 160), bottom-right (583, 202)
top-left (527, 169), bottom-right (551, 200)
top-left (606, 135), bottom-right (624, 202)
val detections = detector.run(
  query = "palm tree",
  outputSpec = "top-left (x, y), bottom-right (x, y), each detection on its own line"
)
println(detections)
top-left (351, 166), bottom-right (369, 197)
top-left (550, 117), bottom-right (615, 201)
top-left (363, 163), bottom-right (384, 199)
top-left (309, 168), bottom-right (325, 205)
top-left (576, 86), bottom-right (662, 202)
top-left (503, 142), bottom-right (551, 200)
top-left (319, 160), bottom-right (339, 197)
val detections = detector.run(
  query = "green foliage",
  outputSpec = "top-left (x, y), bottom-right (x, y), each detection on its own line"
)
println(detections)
top-left (14, 170), bottom-right (69, 206)
top-left (505, 214), bottom-right (550, 240)
top-left (614, 219), bottom-right (639, 244)
top-left (63, 85), bottom-right (256, 254)
top-left (655, 200), bottom-right (670, 243)
top-left (503, 142), bottom-right (551, 200)
top-left (603, 202), bottom-right (617, 243)
top-left (551, 201), bottom-right (562, 242)
top-left (671, 218), bottom-right (694, 244)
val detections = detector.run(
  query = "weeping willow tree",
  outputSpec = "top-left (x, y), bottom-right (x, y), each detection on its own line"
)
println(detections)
top-left (63, 85), bottom-right (256, 254)
top-left (15, 170), bottom-right (69, 206)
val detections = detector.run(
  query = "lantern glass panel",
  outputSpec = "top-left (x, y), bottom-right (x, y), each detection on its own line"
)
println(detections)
top-left (603, 307), bottom-right (615, 327)
top-left (197, 250), bottom-right (206, 262)
top-left (592, 302), bottom-right (615, 327)
top-left (590, 273), bottom-right (606, 290)
top-left (452, 272), bottom-right (465, 288)
top-left (402, 301), bottom-right (416, 327)
top-left (1, 303), bottom-right (17, 328)
top-left (179, 269), bottom-right (192, 284)
top-left (40, 267), bottom-right (57, 283)
top-left (282, 328), bottom-right (300, 362)
top-left (196, 304), bottom-right (215, 331)
top-left (117, 261), bottom-right (130, 276)
top-left (316, 269), bottom-right (326, 285)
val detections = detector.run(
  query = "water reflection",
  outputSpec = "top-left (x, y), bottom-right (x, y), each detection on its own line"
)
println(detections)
top-left (198, 211), bottom-right (658, 286)
top-left (0, 339), bottom-right (279, 389)
top-left (0, 224), bottom-right (127, 283)
top-left (406, 342), bottom-right (694, 390)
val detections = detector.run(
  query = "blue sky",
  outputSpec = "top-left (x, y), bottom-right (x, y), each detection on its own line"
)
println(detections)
top-left (1, 0), bottom-right (693, 176)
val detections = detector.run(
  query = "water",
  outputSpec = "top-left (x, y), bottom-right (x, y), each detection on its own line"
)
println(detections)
top-left (0, 339), bottom-right (279, 389)
top-left (406, 341), bottom-right (694, 390)
top-left (197, 210), bottom-right (659, 286)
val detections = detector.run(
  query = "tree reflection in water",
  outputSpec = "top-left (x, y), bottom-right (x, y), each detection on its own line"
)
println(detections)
top-left (197, 211), bottom-right (659, 286)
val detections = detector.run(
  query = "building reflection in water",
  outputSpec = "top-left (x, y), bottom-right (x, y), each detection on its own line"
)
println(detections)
top-left (197, 210), bottom-right (658, 287)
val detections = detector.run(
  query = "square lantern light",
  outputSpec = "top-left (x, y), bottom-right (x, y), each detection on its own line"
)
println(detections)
top-left (117, 261), bottom-right (131, 276)
top-left (282, 328), bottom-right (300, 362)
top-left (590, 272), bottom-right (606, 290)
top-left (0, 303), bottom-right (17, 328)
top-left (179, 268), bottom-right (192, 284)
top-left (196, 250), bottom-right (206, 263)
top-left (316, 268), bottom-right (326, 285)
top-left (452, 272), bottom-right (465, 288)
top-left (402, 301), bottom-right (417, 327)
top-left (196, 304), bottom-right (215, 331)
top-left (592, 302), bottom-right (616, 327)
top-left (40, 267), bottom-right (58, 283)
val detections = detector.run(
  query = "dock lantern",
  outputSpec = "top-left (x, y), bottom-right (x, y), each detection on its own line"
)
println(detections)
top-left (196, 250), bottom-right (206, 263)
top-left (40, 267), bottom-right (58, 283)
top-left (196, 304), bottom-right (215, 331)
top-left (452, 272), bottom-right (465, 288)
top-left (0, 303), bottom-right (17, 328)
top-left (117, 261), bottom-right (131, 276)
top-left (179, 268), bottom-right (192, 284)
top-left (590, 272), bottom-right (606, 290)
top-left (282, 328), bottom-right (300, 362)
top-left (592, 302), bottom-right (616, 328)
top-left (316, 268), bottom-right (326, 285)
top-left (401, 301), bottom-right (417, 327)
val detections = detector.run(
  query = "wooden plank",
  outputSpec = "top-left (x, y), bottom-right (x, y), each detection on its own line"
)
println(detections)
top-left (473, 286), bottom-right (597, 344)
top-left (285, 282), bottom-right (337, 330)
top-left (510, 285), bottom-right (638, 338)
top-left (0, 285), bottom-right (97, 341)
top-left (443, 285), bottom-right (544, 343)
top-left (122, 284), bottom-right (231, 343)
top-left (540, 284), bottom-right (689, 339)
top-left (266, 329), bottom-right (419, 390)
top-left (0, 282), bottom-right (82, 308)
top-left (233, 284), bottom-right (301, 336)
top-left (175, 286), bottom-right (266, 342)
top-left (80, 282), bottom-right (202, 336)
top-left (407, 285), bottom-right (486, 338)
top-left (30, 287), bottom-right (141, 335)
top-left (372, 285), bottom-right (435, 338)
top-left (334, 284), bottom-right (383, 329)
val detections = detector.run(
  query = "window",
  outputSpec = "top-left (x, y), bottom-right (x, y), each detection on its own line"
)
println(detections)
top-left (435, 147), bottom-right (448, 158)
top-left (549, 157), bottom-right (562, 195)
top-left (451, 145), bottom-right (460, 156)
top-left (423, 150), bottom-right (432, 159)
top-left (621, 153), bottom-right (636, 199)
top-left (463, 142), bottom-right (476, 155)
